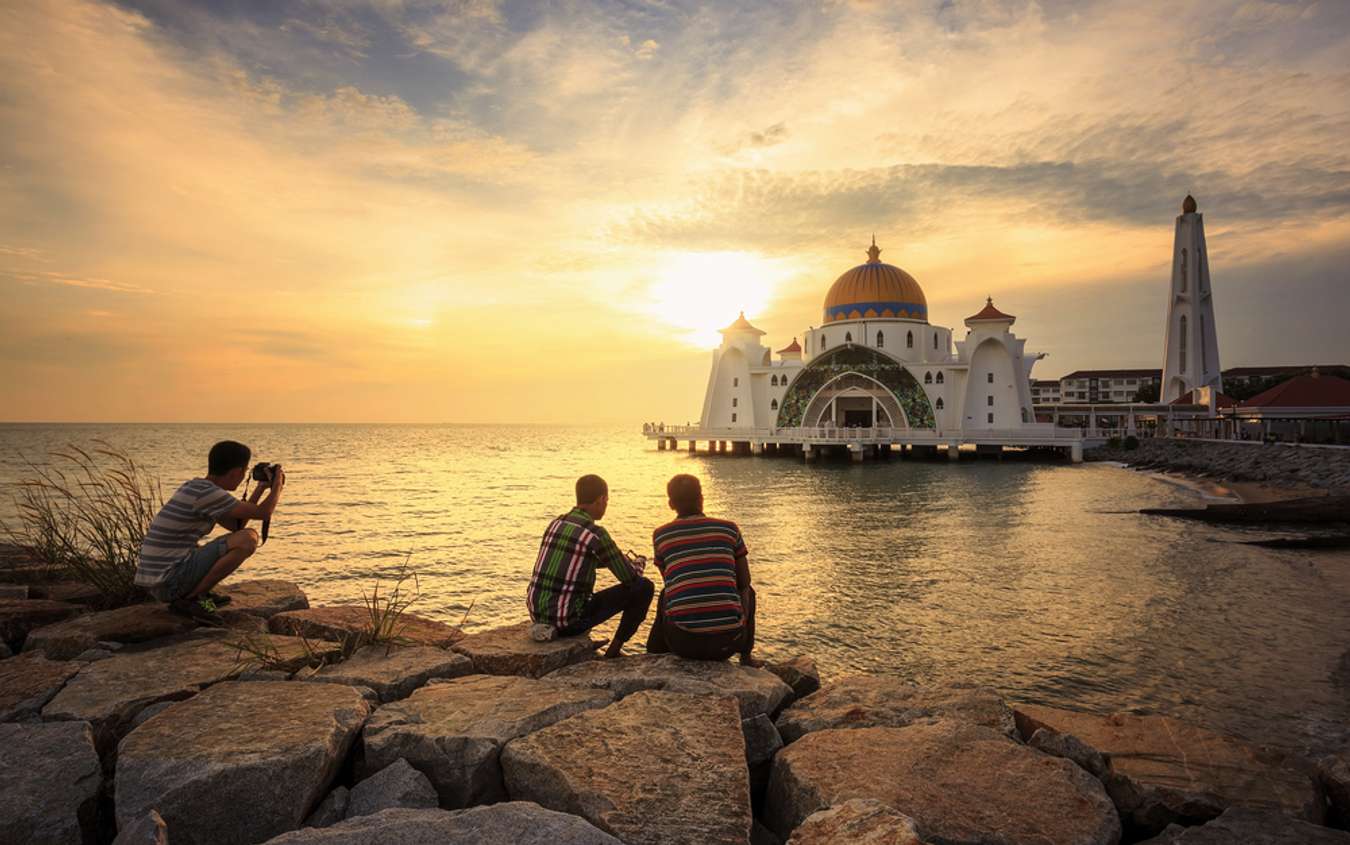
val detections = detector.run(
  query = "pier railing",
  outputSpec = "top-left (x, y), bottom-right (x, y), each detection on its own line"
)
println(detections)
top-left (641, 424), bottom-right (1084, 446)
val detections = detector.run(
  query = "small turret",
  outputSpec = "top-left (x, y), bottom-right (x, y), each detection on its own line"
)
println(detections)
top-left (1182, 194), bottom-right (1197, 214)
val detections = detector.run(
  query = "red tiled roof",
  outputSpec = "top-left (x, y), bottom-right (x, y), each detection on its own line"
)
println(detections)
top-left (1241, 374), bottom-right (1350, 409)
top-left (1170, 389), bottom-right (1237, 408)
top-left (965, 297), bottom-right (1014, 322)
top-left (776, 337), bottom-right (802, 354)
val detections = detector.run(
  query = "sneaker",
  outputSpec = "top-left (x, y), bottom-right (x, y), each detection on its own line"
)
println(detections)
top-left (528, 623), bottom-right (557, 643)
top-left (168, 597), bottom-right (225, 628)
top-left (206, 591), bottom-right (232, 607)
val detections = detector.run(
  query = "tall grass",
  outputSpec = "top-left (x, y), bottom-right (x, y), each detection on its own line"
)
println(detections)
top-left (1, 443), bottom-right (163, 607)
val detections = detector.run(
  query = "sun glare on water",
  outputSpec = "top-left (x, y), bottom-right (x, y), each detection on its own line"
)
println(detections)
top-left (642, 251), bottom-right (790, 347)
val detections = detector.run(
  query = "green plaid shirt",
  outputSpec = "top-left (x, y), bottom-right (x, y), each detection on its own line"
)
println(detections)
top-left (526, 507), bottom-right (643, 628)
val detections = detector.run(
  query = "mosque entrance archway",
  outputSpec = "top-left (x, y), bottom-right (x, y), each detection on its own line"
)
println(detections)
top-left (776, 344), bottom-right (935, 429)
top-left (801, 373), bottom-right (906, 429)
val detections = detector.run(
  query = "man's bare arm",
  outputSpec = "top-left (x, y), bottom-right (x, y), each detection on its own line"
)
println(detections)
top-left (221, 469), bottom-right (286, 528)
top-left (734, 554), bottom-right (752, 593)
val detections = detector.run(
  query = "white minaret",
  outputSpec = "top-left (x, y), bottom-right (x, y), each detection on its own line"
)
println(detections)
top-left (1161, 194), bottom-right (1223, 402)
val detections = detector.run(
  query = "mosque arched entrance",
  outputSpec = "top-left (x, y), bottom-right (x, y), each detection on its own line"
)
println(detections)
top-left (776, 345), bottom-right (935, 430)
top-left (800, 372), bottom-right (904, 428)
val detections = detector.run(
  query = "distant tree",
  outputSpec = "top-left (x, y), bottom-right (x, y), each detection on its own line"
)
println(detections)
top-left (1133, 383), bottom-right (1160, 403)
top-left (1226, 374), bottom-right (1289, 401)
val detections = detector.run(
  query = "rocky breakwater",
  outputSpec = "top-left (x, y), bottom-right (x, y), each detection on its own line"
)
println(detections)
top-left (1087, 437), bottom-right (1350, 493)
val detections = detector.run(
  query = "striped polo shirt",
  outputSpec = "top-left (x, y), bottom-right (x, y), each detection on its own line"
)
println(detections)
top-left (135, 479), bottom-right (240, 587)
top-left (652, 514), bottom-right (746, 634)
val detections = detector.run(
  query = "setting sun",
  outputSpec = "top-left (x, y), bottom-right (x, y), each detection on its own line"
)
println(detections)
top-left (639, 251), bottom-right (792, 347)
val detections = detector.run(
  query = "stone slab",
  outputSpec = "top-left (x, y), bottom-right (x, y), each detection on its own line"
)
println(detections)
top-left (452, 621), bottom-right (600, 678)
top-left (776, 677), bottom-right (1015, 743)
top-left (787, 799), bottom-right (927, 845)
top-left (113, 810), bottom-right (168, 845)
top-left (0, 598), bottom-right (85, 646)
top-left (502, 689), bottom-right (753, 845)
top-left (33, 581), bottom-right (105, 606)
top-left (1136, 807), bottom-right (1350, 844)
top-left (362, 673), bottom-right (616, 808)
top-left (1015, 704), bottom-right (1324, 831)
top-left (43, 632), bottom-right (338, 756)
top-left (1, 651), bottom-right (82, 721)
top-left (262, 804), bottom-right (624, 844)
top-left (548, 652), bottom-right (793, 719)
top-left (346, 757), bottom-right (438, 819)
top-left (765, 721), bottom-right (1120, 845)
top-left (766, 656), bottom-right (821, 702)
top-left (0, 721), bottom-right (102, 845)
top-left (308, 643), bottom-right (473, 701)
top-left (24, 603), bottom-right (197, 660)
top-left (115, 681), bottom-right (370, 845)
top-left (270, 605), bottom-right (464, 648)
top-left (216, 579), bottom-right (309, 623)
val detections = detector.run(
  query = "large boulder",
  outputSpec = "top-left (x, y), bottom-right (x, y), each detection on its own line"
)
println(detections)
top-left (362, 674), bottom-right (615, 808)
top-left (452, 621), bottom-right (600, 677)
top-left (0, 598), bottom-right (84, 646)
top-left (766, 656), bottom-right (821, 701)
top-left (1136, 807), bottom-right (1350, 843)
top-left (308, 643), bottom-right (473, 702)
top-left (346, 757), bottom-right (438, 818)
top-left (787, 799), bottom-right (928, 845)
top-left (24, 603), bottom-right (197, 660)
top-left (502, 689), bottom-right (753, 845)
top-left (0, 721), bottom-right (102, 845)
top-left (43, 632), bottom-right (337, 756)
top-left (216, 579), bottom-right (309, 622)
top-left (115, 681), bottom-right (370, 845)
top-left (548, 652), bottom-right (793, 719)
top-left (0, 651), bottom-right (81, 721)
top-left (261, 804), bottom-right (623, 844)
top-left (765, 720), bottom-right (1120, 845)
top-left (269, 606), bottom-right (464, 648)
top-left (1015, 704), bottom-right (1324, 831)
top-left (776, 678), bottom-right (1015, 743)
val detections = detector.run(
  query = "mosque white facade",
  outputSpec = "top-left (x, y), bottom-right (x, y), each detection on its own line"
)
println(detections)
top-left (1160, 194), bottom-right (1223, 403)
top-left (695, 240), bottom-right (1052, 442)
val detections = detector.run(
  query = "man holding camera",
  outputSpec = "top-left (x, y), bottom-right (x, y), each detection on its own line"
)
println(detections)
top-left (135, 440), bottom-right (285, 626)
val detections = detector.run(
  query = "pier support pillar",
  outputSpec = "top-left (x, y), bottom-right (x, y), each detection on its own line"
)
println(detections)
top-left (947, 442), bottom-right (960, 461)
top-left (687, 440), bottom-right (696, 452)
top-left (804, 446), bottom-right (817, 463)
top-left (750, 442), bottom-right (763, 456)
top-left (1070, 442), bottom-right (1083, 463)
top-left (657, 438), bottom-right (666, 451)
top-left (849, 445), bottom-right (865, 462)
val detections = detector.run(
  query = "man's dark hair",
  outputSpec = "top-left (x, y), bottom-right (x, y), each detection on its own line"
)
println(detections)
top-left (575, 474), bottom-right (608, 506)
top-left (667, 474), bottom-right (702, 517)
top-left (208, 441), bottom-right (251, 476)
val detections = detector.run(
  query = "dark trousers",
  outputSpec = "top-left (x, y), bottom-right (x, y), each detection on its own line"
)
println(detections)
top-left (646, 585), bottom-right (756, 661)
top-left (557, 577), bottom-right (654, 648)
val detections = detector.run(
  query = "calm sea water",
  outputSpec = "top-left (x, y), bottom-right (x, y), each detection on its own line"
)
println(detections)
top-left (2, 423), bottom-right (1347, 756)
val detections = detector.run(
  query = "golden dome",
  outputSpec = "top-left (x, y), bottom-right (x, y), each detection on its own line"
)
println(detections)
top-left (822, 239), bottom-right (928, 323)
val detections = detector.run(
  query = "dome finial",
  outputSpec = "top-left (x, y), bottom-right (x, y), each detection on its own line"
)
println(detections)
top-left (866, 237), bottom-right (881, 264)
top-left (1182, 193), bottom-right (1197, 214)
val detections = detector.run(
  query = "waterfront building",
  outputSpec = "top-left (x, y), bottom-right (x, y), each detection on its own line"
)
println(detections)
top-left (1161, 194), bottom-right (1223, 402)
top-left (1221, 371), bottom-right (1350, 443)
top-left (1030, 379), bottom-right (1061, 404)
top-left (1057, 369), bottom-right (1161, 404)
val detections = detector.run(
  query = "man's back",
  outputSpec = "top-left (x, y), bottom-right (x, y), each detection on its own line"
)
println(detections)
top-left (528, 508), bottom-right (610, 628)
top-left (652, 514), bottom-right (745, 634)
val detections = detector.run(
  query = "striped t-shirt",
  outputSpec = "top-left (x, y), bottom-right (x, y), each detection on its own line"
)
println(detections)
top-left (652, 514), bottom-right (747, 634)
top-left (135, 479), bottom-right (240, 587)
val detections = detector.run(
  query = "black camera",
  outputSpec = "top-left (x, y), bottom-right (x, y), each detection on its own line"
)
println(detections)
top-left (251, 462), bottom-right (282, 484)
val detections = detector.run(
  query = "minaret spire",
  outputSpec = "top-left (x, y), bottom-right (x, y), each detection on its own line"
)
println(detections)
top-left (866, 235), bottom-right (881, 264)
top-left (1161, 194), bottom-right (1222, 402)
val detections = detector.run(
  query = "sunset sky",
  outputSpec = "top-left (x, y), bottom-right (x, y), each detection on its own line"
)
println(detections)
top-left (3, 0), bottom-right (1349, 423)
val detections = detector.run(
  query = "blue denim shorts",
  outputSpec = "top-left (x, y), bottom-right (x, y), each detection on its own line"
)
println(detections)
top-left (154, 536), bottom-right (229, 602)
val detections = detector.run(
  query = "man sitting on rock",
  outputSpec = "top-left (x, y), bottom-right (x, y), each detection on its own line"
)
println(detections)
top-left (526, 474), bottom-right (654, 658)
top-left (647, 474), bottom-right (762, 666)
top-left (135, 440), bottom-right (285, 626)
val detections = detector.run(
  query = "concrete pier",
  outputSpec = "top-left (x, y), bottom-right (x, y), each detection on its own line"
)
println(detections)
top-left (947, 442), bottom-right (960, 461)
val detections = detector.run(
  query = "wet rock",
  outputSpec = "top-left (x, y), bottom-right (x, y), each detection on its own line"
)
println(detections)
top-left (308, 643), bottom-right (473, 702)
top-left (24, 603), bottom-right (196, 660)
top-left (1029, 727), bottom-right (1110, 779)
top-left (304, 787), bottom-right (349, 828)
top-left (1135, 807), bottom-right (1350, 843)
top-left (0, 721), bottom-right (102, 845)
top-left (262, 804), bottom-right (623, 844)
top-left (362, 674), bottom-right (615, 808)
top-left (1015, 704), bottom-right (1323, 831)
top-left (766, 656), bottom-right (821, 701)
top-left (502, 689), bottom-right (752, 845)
top-left (775, 677), bottom-right (1015, 743)
top-left (452, 621), bottom-right (600, 678)
top-left (0, 651), bottom-right (81, 721)
top-left (113, 810), bottom-right (168, 845)
top-left (1320, 751), bottom-right (1350, 826)
top-left (115, 681), bottom-right (370, 845)
top-left (764, 720), bottom-right (1120, 845)
top-left (43, 632), bottom-right (337, 756)
top-left (548, 652), bottom-right (793, 719)
top-left (347, 758), bottom-right (438, 819)
top-left (786, 799), bottom-right (927, 845)
top-left (269, 605), bottom-right (464, 648)
top-left (216, 579), bottom-right (309, 623)
top-left (0, 598), bottom-right (84, 646)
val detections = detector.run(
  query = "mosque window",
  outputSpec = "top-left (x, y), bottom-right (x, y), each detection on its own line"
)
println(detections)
top-left (770, 399), bottom-right (778, 411)
top-left (820, 335), bottom-right (827, 350)
top-left (876, 331), bottom-right (884, 348)
top-left (933, 333), bottom-right (938, 349)
top-left (1179, 315), bottom-right (1188, 373)
top-left (845, 332), bottom-right (852, 344)
top-left (770, 375), bottom-right (777, 387)
top-left (731, 413), bottom-right (737, 423)
top-left (924, 372), bottom-right (932, 384)
top-left (987, 395), bottom-right (993, 407)
top-left (936, 372), bottom-right (944, 384)
top-left (1181, 248), bottom-right (1188, 292)
top-left (987, 372), bottom-right (994, 384)
top-left (906, 331), bottom-right (913, 349)
top-left (987, 413), bottom-right (994, 424)
top-left (935, 398), bottom-right (944, 410)
top-left (732, 397), bottom-right (738, 407)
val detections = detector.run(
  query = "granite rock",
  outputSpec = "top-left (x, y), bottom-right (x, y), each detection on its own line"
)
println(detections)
top-left (33, 581), bottom-right (105, 606)
top-left (362, 674), bottom-right (615, 808)
top-left (0, 651), bottom-right (81, 721)
top-left (115, 681), bottom-right (370, 845)
top-left (452, 621), bottom-right (600, 678)
top-left (262, 804), bottom-right (624, 845)
top-left (0, 598), bottom-right (84, 646)
top-left (1321, 751), bottom-right (1350, 826)
top-left (0, 721), bottom-right (102, 845)
top-left (1015, 704), bottom-right (1323, 832)
top-left (775, 677), bottom-right (1016, 743)
top-left (216, 579), bottom-right (309, 623)
top-left (1029, 727), bottom-right (1111, 779)
top-left (548, 652), bottom-right (793, 719)
top-left (765, 720), bottom-right (1120, 845)
top-left (745, 712), bottom-right (785, 767)
top-left (0, 584), bottom-right (29, 599)
top-left (308, 643), bottom-right (473, 702)
top-left (786, 799), bottom-right (928, 845)
top-left (269, 605), bottom-right (464, 648)
top-left (502, 689), bottom-right (752, 845)
top-left (766, 656), bottom-right (821, 701)
top-left (24, 603), bottom-right (196, 660)
top-left (113, 810), bottom-right (168, 845)
top-left (304, 787), bottom-right (349, 828)
top-left (1135, 807), bottom-right (1350, 843)
top-left (347, 757), bottom-right (438, 818)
